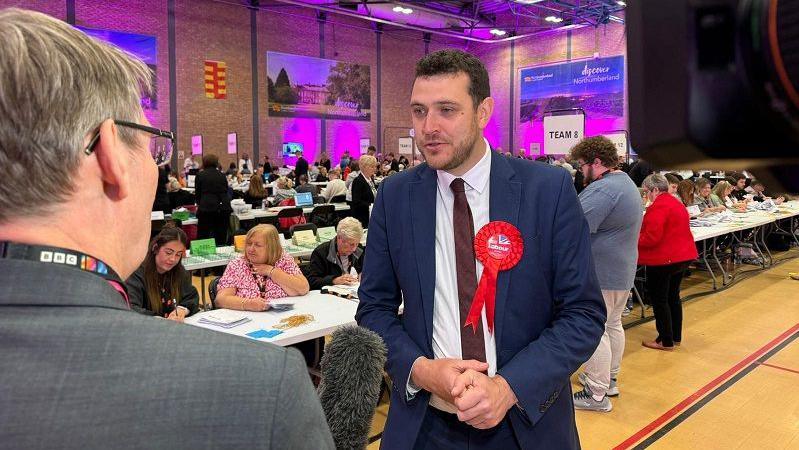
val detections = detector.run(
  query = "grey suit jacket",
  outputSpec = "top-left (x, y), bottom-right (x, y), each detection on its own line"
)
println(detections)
top-left (0, 258), bottom-right (334, 449)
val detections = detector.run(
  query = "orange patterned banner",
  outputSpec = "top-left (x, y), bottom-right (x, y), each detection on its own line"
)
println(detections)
top-left (204, 60), bottom-right (227, 99)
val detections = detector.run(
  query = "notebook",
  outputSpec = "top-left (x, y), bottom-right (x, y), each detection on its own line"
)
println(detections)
top-left (197, 310), bottom-right (251, 329)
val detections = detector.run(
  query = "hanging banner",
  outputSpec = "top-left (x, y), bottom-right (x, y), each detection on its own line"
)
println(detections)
top-left (227, 133), bottom-right (237, 155)
top-left (543, 114), bottom-right (585, 154)
top-left (191, 135), bottom-right (203, 155)
top-left (204, 60), bottom-right (227, 99)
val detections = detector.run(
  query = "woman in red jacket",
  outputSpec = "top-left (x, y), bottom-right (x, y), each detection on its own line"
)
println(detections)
top-left (639, 174), bottom-right (699, 351)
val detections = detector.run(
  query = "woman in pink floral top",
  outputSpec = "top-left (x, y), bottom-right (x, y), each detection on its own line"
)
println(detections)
top-left (215, 224), bottom-right (310, 311)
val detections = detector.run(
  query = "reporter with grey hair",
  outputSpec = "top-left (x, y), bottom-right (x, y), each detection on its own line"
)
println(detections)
top-left (0, 9), bottom-right (333, 449)
top-left (638, 174), bottom-right (698, 351)
top-left (306, 217), bottom-right (365, 290)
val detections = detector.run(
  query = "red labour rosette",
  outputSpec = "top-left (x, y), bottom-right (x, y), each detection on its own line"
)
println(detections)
top-left (464, 221), bottom-right (524, 334)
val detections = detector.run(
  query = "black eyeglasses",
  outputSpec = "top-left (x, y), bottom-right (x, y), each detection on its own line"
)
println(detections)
top-left (84, 120), bottom-right (176, 166)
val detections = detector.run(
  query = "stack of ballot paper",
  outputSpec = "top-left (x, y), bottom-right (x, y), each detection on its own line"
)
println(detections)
top-left (197, 310), bottom-right (251, 328)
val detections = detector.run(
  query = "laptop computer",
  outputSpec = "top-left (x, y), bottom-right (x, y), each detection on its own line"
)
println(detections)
top-left (294, 192), bottom-right (313, 207)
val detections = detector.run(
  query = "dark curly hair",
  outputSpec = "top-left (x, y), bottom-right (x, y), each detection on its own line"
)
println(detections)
top-left (569, 136), bottom-right (619, 168)
top-left (415, 49), bottom-right (490, 109)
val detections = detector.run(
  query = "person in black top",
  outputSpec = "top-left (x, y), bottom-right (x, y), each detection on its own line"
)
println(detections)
top-left (317, 151), bottom-right (331, 172)
top-left (627, 158), bottom-right (654, 187)
top-left (295, 174), bottom-right (318, 196)
top-left (263, 155), bottom-right (273, 176)
top-left (351, 154), bottom-right (378, 228)
top-left (306, 217), bottom-right (365, 290)
top-left (730, 172), bottom-right (749, 201)
top-left (242, 174), bottom-right (267, 207)
top-left (126, 225), bottom-right (199, 321)
top-left (385, 153), bottom-right (400, 172)
top-left (195, 153), bottom-right (232, 245)
top-left (152, 166), bottom-right (171, 214)
top-left (315, 166), bottom-right (329, 182)
top-left (295, 150), bottom-right (309, 180)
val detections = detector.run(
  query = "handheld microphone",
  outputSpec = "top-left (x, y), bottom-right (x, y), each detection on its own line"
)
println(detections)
top-left (317, 325), bottom-right (387, 450)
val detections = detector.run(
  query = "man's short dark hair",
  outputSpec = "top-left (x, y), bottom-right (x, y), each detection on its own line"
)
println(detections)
top-left (732, 172), bottom-right (746, 181)
top-left (569, 136), bottom-right (619, 168)
top-left (415, 49), bottom-right (490, 109)
top-left (202, 154), bottom-right (219, 169)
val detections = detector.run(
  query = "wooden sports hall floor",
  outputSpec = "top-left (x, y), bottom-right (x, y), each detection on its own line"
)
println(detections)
top-left (365, 249), bottom-right (799, 449)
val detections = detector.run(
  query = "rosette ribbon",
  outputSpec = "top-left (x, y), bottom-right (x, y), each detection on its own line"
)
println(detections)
top-left (464, 221), bottom-right (524, 334)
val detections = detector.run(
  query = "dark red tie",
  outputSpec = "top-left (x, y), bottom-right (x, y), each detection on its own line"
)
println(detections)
top-left (450, 178), bottom-right (486, 363)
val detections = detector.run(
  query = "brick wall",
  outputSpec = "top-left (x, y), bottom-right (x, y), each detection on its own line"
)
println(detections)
top-left (175, 0), bottom-right (252, 170)
top-left (1, 0), bottom-right (64, 17)
top-left (0, 1), bottom-right (626, 165)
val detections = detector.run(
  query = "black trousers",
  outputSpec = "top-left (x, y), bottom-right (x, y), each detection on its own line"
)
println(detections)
top-left (644, 261), bottom-right (690, 347)
top-left (197, 210), bottom-right (230, 246)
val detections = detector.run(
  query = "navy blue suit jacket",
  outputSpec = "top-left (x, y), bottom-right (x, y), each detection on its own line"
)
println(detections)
top-left (356, 151), bottom-right (605, 449)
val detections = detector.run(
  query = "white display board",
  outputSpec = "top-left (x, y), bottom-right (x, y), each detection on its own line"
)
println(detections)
top-left (359, 138), bottom-right (370, 155)
top-left (543, 114), bottom-right (585, 154)
top-left (398, 137), bottom-right (414, 156)
top-left (601, 132), bottom-right (628, 157)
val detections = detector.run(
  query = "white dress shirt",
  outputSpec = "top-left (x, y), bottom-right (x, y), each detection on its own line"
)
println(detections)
top-left (409, 139), bottom-right (497, 413)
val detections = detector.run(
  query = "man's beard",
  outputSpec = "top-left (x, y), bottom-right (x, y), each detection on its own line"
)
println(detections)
top-left (418, 120), bottom-right (480, 171)
top-left (584, 165), bottom-right (596, 185)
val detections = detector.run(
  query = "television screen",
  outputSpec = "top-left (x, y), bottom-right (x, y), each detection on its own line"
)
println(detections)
top-left (282, 142), bottom-right (303, 157)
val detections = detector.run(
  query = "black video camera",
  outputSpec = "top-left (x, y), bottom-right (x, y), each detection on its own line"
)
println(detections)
top-left (627, 0), bottom-right (799, 192)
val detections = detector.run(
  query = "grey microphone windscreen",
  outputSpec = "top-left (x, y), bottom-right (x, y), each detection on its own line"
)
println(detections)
top-left (318, 325), bottom-right (387, 450)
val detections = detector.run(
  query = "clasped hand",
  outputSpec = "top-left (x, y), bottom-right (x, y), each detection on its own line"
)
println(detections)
top-left (412, 358), bottom-right (517, 429)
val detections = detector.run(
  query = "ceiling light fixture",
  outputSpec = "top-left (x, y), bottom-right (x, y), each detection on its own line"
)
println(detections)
top-left (616, 1), bottom-right (626, 6)
top-left (545, 16), bottom-right (564, 23)
top-left (392, 6), bottom-right (413, 14)
top-left (490, 29), bottom-right (507, 36)
top-left (514, 0), bottom-right (545, 4)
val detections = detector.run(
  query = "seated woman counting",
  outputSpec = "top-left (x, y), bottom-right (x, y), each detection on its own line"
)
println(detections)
top-left (215, 224), bottom-right (310, 310)
top-left (712, 180), bottom-right (747, 211)
top-left (306, 217), bottom-right (365, 290)
top-left (126, 225), bottom-right (199, 322)
top-left (695, 177), bottom-right (727, 214)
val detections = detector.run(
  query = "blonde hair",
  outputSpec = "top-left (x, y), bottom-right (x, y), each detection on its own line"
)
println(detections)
top-left (245, 224), bottom-right (282, 266)
top-left (359, 154), bottom-right (378, 169)
top-left (276, 176), bottom-right (294, 190)
top-left (713, 180), bottom-right (732, 199)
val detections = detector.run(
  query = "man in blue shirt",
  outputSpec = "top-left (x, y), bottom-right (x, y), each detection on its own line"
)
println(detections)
top-left (570, 136), bottom-right (643, 412)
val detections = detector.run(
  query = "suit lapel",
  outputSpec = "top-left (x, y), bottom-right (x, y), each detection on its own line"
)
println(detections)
top-left (488, 152), bottom-right (522, 349)
top-left (409, 165), bottom-right (438, 349)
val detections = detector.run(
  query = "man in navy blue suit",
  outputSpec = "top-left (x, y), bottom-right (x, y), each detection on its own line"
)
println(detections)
top-left (356, 49), bottom-right (606, 449)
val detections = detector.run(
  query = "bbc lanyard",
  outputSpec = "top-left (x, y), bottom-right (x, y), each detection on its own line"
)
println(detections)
top-left (0, 242), bottom-right (131, 308)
